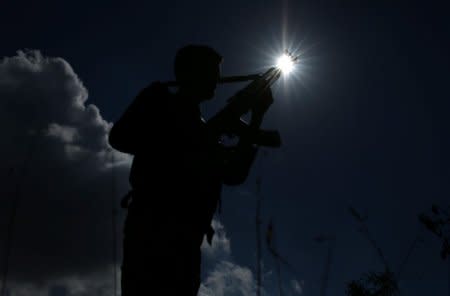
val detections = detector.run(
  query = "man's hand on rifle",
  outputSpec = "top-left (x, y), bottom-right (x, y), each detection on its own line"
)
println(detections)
top-left (250, 87), bottom-right (274, 128)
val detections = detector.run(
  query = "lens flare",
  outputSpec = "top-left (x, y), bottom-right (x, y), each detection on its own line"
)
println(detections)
top-left (276, 53), bottom-right (295, 74)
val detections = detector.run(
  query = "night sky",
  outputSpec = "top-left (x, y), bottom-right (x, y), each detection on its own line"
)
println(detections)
top-left (1, 1), bottom-right (449, 296)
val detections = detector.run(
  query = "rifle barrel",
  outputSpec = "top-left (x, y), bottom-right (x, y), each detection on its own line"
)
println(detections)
top-left (164, 74), bottom-right (262, 87)
top-left (164, 67), bottom-right (281, 89)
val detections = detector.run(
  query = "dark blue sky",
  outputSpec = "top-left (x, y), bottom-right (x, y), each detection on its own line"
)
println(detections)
top-left (2, 1), bottom-right (449, 295)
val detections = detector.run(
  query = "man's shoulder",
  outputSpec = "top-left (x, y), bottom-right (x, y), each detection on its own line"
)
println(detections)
top-left (139, 81), bottom-right (171, 99)
top-left (133, 81), bottom-right (176, 112)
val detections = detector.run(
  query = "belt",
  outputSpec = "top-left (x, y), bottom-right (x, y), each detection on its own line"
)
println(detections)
top-left (120, 188), bottom-right (216, 246)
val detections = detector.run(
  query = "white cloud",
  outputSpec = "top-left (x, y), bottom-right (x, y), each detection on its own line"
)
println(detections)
top-left (200, 261), bottom-right (256, 296)
top-left (0, 49), bottom-right (132, 290)
top-left (201, 219), bottom-right (231, 259)
top-left (291, 279), bottom-right (304, 294)
top-left (8, 264), bottom-right (120, 296)
top-left (46, 123), bottom-right (79, 143)
top-left (199, 219), bottom-right (265, 296)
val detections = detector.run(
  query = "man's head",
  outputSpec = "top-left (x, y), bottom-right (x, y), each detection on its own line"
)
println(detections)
top-left (174, 44), bottom-right (222, 102)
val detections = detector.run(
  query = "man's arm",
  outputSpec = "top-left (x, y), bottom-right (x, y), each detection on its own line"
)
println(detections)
top-left (220, 88), bottom-right (273, 185)
top-left (220, 139), bottom-right (259, 186)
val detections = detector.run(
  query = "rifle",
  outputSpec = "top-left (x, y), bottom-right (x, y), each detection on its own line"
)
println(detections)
top-left (165, 66), bottom-right (282, 147)
top-left (206, 66), bottom-right (282, 148)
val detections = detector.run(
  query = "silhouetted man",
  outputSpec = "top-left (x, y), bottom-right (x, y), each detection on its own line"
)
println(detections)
top-left (108, 44), bottom-right (274, 296)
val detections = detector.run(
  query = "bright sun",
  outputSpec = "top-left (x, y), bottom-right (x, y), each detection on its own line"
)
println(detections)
top-left (276, 53), bottom-right (295, 74)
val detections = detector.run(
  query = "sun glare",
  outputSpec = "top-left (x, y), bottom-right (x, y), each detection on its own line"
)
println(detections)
top-left (276, 53), bottom-right (295, 74)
